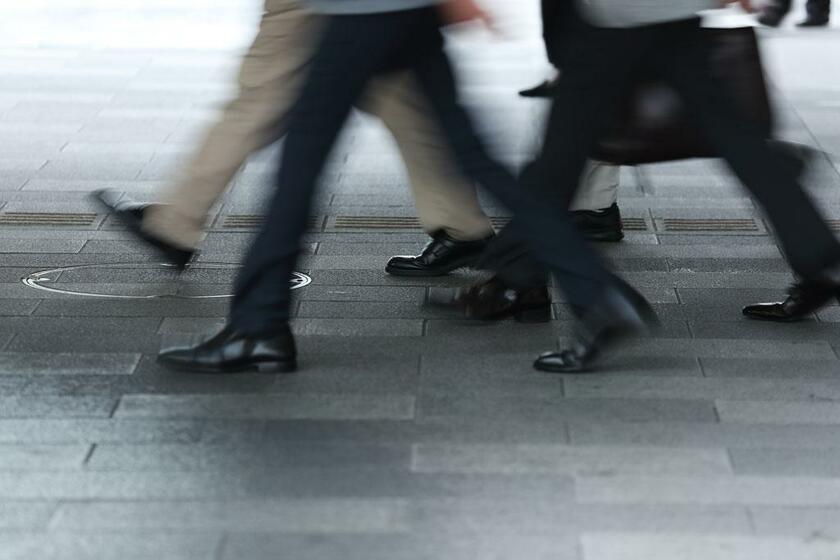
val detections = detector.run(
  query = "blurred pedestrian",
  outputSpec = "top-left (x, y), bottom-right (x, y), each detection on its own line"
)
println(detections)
top-left (509, 0), bottom-right (840, 370)
top-left (156, 0), bottom-right (658, 375)
top-left (759, 0), bottom-right (831, 27)
top-left (94, 0), bottom-right (496, 277)
top-left (93, 0), bottom-right (622, 279)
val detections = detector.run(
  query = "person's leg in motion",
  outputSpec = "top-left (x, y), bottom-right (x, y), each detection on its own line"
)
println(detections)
top-left (157, 14), bottom-right (394, 373)
top-left (410, 18), bottom-right (658, 371)
top-left (569, 162), bottom-right (623, 242)
top-left (520, 0), bottom-right (562, 97)
top-left (460, 159), bottom-right (623, 323)
top-left (800, 0), bottom-right (831, 26)
top-left (364, 75), bottom-right (495, 277)
top-left (655, 20), bottom-right (840, 321)
top-left (93, 0), bottom-right (320, 268)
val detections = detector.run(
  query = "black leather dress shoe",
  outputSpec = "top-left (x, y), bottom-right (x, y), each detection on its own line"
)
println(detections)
top-left (571, 203), bottom-right (624, 243)
top-left (519, 78), bottom-right (559, 98)
top-left (758, 7), bottom-right (787, 26)
top-left (457, 276), bottom-right (552, 323)
top-left (158, 325), bottom-right (297, 374)
top-left (386, 231), bottom-right (493, 277)
top-left (91, 189), bottom-right (195, 271)
top-left (743, 282), bottom-right (838, 322)
top-left (534, 276), bottom-right (659, 373)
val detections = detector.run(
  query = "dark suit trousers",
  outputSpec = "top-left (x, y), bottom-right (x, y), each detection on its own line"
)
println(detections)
top-left (542, 0), bottom-right (563, 66)
top-left (482, 18), bottom-right (840, 293)
top-left (229, 7), bottom-right (614, 335)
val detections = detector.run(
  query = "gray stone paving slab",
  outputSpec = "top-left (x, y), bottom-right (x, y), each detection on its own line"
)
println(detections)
top-left (87, 442), bottom-right (411, 471)
top-left (643, 303), bottom-right (754, 322)
top-left (0, 418), bottom-right (227, 444)
top-left (716, 400), bottom-right (840, 425)
top-left (418, 396), bottom-right (717, 423)
top-left (623, 271), bottom-right (796, 289)
top-left (0, 471), bottom-right (256, 499)
top-left (731, 448), bottom-right (840, 477)
top-left (33, 299), bottom-right (229, 318)
top-left (580, 533), bottom-right (840, 560)
top-left (21, 179), bottom-right (164, 192)
top-left (700, 358), bottom-right (840, 378)
top-left (0, 159), bottom-right (46, 172)
top-left (409, 502), bottom-right (753, 537)
top-left (51, 499), bottom-right (410, 533)
top-left (299, 285), bottom-right (425, 303)
top-left (0, 173), bottom-right (28, 190)
top-left (411, 444), bottom-right (731, 476)
top-left (0, 239), bottom-right (85, 254)
top-left (815, 306), bottom-right (840, 322)
top-left (0, 502), bottom-right (57, 529)
top-left (565, 377), bottom-right (840, 402)
top-left (0, 444), bottom-right (90, 469)
top-left (0, 396), bottom-right (116, 418)
top-left (115, 394), bottom-right (416, 420)
top-left (220, 534), bottom-right (577, 560)
top-left (298, 301), bottom-right (453, 320)
top-left (690, 321), bottom-right (840, 343)
top-left (750, 506), bottom-right (840, 539)
top-left (0, 317), bottom-right (162, 336)
top-left (0, 532), bottom-right (221, 560)
top-left (259, 418), bottom-right (569, 446)
top-left (0, 352), bottom-right (140, 375)
top-left (245, 467), bottom-right (577, 501)
top-left (576, 475), bottom-right (840, 506)
top-left (667, 257), bottom-right (789, 273)
top-left (569, 422), bottom-right (840, 449)
top-left (0, 300), bottom-right (39, 317)
top-left (293, 318), bottom-right (424, 337)
top-left (615, 338), bottom-right (836, 360)
top-left (246, 369), bottom-right (419, 397)
top-left (675, 287), bottom-right (822, 307)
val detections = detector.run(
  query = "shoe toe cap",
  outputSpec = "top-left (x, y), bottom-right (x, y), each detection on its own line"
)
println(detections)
top-left (533, 351), bottom-right (586, 373)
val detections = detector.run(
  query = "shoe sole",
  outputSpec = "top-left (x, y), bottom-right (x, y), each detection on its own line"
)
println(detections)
top-left (584, 231), bottom-right (624, 243)
top-left (741, 311), bottom-right (806, 323)
top-left (533, 360), bottom-right (590, 374)
top-left (385, 255), bottom-right (480, 277)
top-left (156, 357), bottom-right (297, 374)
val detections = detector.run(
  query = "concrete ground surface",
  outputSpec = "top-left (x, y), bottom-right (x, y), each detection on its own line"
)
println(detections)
top-left (1, 1), bottom-right (840, 559)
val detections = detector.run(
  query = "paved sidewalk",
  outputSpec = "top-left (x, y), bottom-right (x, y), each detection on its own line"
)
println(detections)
top-left (1, 1), bottom-right (840, 559)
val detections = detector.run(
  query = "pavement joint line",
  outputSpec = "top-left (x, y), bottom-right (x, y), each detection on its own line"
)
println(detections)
top-left (82, 443), bottom-right (97, 466)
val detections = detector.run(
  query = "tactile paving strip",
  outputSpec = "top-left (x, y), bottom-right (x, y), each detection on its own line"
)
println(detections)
top-left (0, 212), bottom-right (97, 226)
top-left (222, 215), bottom-right (323, 231)
top-left (657, 218), bottom-right (761, 232)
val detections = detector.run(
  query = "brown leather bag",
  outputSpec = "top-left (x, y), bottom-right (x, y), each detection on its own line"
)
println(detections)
top-left (591, 26), bottom-right (773, 165)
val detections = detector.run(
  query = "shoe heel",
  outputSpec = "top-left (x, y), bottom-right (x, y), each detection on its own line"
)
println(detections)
top-left (515, 305), bottom-right (552, 323)
top-left (256, 360), bottom-right (297, 374)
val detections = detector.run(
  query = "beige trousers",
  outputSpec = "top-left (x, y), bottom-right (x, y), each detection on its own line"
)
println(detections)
top-left (571, 161), bottom-right (620, 211)
top-left (143, 0), bottom-right (494, 249)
